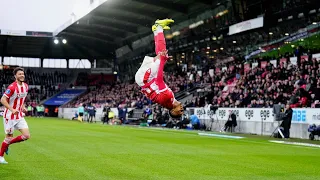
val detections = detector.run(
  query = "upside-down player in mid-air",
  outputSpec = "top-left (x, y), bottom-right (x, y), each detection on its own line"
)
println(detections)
top-left (135, 19), bottom-right (184, 118)
top-left (0, 67), bottom-right (30, 164)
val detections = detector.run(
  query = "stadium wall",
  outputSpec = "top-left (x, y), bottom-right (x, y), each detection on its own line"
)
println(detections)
top-left (58, 107), bottom-right (134, 121)
top-left (187, 107), bottom-right (319, 139)
top-left (58, 107), bottom-right (319, 139)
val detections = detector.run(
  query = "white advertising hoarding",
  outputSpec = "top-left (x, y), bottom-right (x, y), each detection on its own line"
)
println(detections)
top-left (229, 17), bottom-right (264, 35)
top-left (187, 107), bottom-right (320, 125)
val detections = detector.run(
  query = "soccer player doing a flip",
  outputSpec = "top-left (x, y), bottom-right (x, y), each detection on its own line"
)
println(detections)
top-left (135, 19), bottom-right (184, 118)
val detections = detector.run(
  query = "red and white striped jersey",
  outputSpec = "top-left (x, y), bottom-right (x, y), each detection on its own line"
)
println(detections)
top-left (3, 82), bottom-right (28, 120)
top-left (135, 56), bottom-right (160, 87)
top-left (135, 56), bottom-right (175, 109)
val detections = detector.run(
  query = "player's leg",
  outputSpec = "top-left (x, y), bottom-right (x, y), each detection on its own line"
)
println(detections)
top-left (0, 134), bottom-right (12, 164)
top-left (9, 118), bottom-right (30, 145)
top-left (0, 119), bottom-right (17, 164)
top-left (153, 22), bottom-right (170, 90)
top-left (153, 25), bottom-right (166, 56)
top-left (3, 119), bottom-right (30, 153)
top-left (9, 128), bottom-right (30, 145)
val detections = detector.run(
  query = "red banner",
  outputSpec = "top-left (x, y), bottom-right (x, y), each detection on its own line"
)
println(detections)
top-left (279, 58), bottom-right (287, 67)
top-left (261, 61), bottom-right (267, 69)
top-left (280, 58), bottom-right (287, 64)
top-left (301, 55), bottom-right (308, 61)
top-left (244, 64), bottom-right (251, 72)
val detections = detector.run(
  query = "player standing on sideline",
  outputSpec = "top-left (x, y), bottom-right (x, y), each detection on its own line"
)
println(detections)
top-left (0, 67), bottom-right (30, 164)
top-left (135, 19), bottom-right (184, 119)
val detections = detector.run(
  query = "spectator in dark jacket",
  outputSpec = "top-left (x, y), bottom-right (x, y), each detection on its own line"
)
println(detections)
top-left (281, 104), bottom-right (293, 138)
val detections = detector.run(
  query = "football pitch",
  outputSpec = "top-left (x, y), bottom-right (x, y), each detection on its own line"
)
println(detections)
top-left (0, 118), bottom-right (319, 180)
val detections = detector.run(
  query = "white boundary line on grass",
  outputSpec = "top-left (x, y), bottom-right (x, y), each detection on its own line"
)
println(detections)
top-left (198, 133), bottom-right (245, 139)
top-left (269, 140), bottom-right (320, 148)
top-left (132, 126), bottom-right (320, 150)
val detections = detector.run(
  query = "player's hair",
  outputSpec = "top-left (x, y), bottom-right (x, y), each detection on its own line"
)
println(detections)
top-left (169, 110), bottom-right (182, 119)
top-left (13, 67), bottom-right (24, 75)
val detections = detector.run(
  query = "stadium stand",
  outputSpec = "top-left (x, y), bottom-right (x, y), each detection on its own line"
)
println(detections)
top-left (1, 0), bottom-right (320, 123)
top-left (187, 57), bottom-right (320, 109)
top-left (75, 72), bottom-right (116, 86)
top-left (2, 1), bottom-right (320, 177)
top-left (0, 68), bottom-right (68, 105)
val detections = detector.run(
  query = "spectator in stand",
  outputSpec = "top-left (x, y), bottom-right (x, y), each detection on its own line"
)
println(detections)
top-left (143, 106), bottom-right (152, 122)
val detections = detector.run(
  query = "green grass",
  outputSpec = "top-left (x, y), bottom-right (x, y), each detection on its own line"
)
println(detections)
top-left (0, 118), bottom-right (320, 180)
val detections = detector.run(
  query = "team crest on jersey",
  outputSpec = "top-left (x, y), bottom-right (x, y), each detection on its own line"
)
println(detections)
top-left (5, 89), bottom-right (11, 94)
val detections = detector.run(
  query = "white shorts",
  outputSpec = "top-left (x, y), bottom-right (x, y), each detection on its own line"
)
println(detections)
top-left (3, 118), bottom-right (29, 134)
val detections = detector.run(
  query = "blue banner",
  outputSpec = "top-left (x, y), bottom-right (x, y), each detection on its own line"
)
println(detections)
top-left (292, 109), bottom-right (306, 122)
top-left (44, 89), bottom-right (86, 106)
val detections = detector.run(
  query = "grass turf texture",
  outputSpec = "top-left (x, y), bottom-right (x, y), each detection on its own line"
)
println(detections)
top-left (0, 118), bottom-right (319, 180)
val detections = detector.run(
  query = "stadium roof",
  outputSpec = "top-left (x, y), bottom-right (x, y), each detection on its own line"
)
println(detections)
top-left (57, 0), bottom-right (216, 58)
top-left (0, 0), bottom-right (216, 60)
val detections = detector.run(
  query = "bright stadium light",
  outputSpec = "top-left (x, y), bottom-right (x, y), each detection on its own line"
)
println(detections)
top-left (54, 39), bottom-right (59, 44)
top-left (285, 33), bottom-right (289, 36)
top-left (62, 39), bottom-right (67, 44)
top-left (269, 32), bottom-right (273, 35)
top-left (312, 22), bottom-right (317, 25)
top-left (233, 41), bottom-right (236, 44)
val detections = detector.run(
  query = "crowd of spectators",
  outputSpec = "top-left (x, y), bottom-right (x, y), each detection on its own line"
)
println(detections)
top-left (43, 14), bottom-right (320, 110)
top-left (25, 69), bottom-right (67, 87)
top-left (0, 69), bottom-right (67, 105)
top-left (0, 69), bottom-right (67, 87)
top-left (186, 57), bottom-right (320, 109)
top-left (66, 54), bottom-right (320, 110)
top-left (65, 83), bottom-right (145, 108)
top-left (75, 72), bottom-right (115, 87)
top-left (166, 15), bottom-right (318, 63)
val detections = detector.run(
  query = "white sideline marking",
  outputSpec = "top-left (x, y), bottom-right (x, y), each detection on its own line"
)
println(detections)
top-left (269, 140), bottom-right (320, 148)
top-left (198, 133), bottom-right (244, 139)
